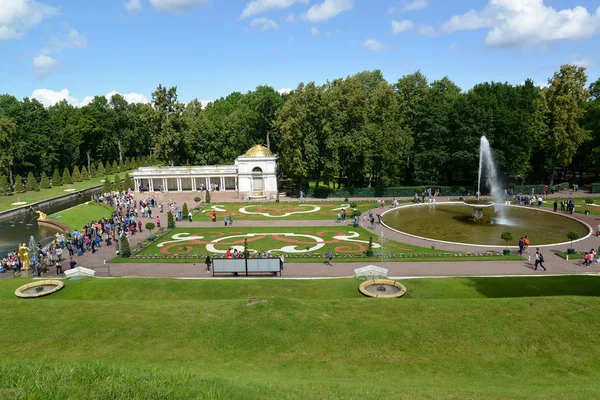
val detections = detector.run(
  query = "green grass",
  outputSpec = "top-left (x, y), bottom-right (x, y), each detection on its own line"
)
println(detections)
top-left (49, 202), bottom-right (114, 230)
top-left (0, 276), bottom-right (599, 399)
top-left (554, 251), bottom-right (591, 260)
top-left (201, 201), bottom-right (378, 220)
top-left (0, 172), bottom-right (132, 213)
top-left (121, 226), bottom-right (519, 263)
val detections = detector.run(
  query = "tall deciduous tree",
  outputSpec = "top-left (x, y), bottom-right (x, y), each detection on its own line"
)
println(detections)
top-left (542, 64), bottom-right (590, 186)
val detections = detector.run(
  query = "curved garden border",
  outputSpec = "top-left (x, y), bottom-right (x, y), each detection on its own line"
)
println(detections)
top-left (380, 201), bottom-right (592, 249)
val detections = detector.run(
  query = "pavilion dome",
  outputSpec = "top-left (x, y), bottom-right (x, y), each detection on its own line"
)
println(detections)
top-left (245, 144), bottom-right (273, 157)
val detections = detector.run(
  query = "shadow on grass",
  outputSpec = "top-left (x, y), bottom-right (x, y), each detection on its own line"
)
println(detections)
top-left (467, 275), bottom-right (600, 298)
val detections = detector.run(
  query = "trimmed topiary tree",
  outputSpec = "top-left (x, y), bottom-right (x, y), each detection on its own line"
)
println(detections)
top-left (62, 168), bottom-right (72, 184)
top-left (26, 172), bottom-right (38, 192)
top-left (90, 163), bottom-right (97, 178)
top-left (145, 222), bottom-right (156, 233)
top-left (123, 173), bottom-right (134, 192)
top-left (102, 175), bottom-right (112, 193)
top-left (97, 161), bottom-right (105, 176)
top-left (119, 160), bottom-right (125, 172)
top-left (120, 235), bottom-right (131, 258)
top-left (52, 168), bottom-right (62, 186)
top-left (72, 165), bottom-right (81, 182)
top-left (0, 174), bottom-right (10, 195)
top-left (205, 189), bottom-right (211, 204)
top-left (113, 173), bottom-right (122, 192)
top-left (112, 160), bottom-right (119, 174)
top-left (81, 166), bottom-right (89, 180)
top-left (125, 158), bottom-right (132, 171)
top-left (366, 237), bottom-right (374, 256)
top-left (182, 202), bottom-right (189, 218)
top-left (167, 210), bottom-right (175, 228)
top-left (567, 231), bottom-right (579, 254)
top-left (194, 196), bottom-right (201, 204)
top-left (40, 172), bottom-right (50, 189)
top-left (14, 174), bottom-right (24, 193)
top-left (500, 231), bottom-right (513, 255)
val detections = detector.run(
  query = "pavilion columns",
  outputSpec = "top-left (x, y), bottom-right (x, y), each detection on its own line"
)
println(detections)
top-left (149, 178), bottom-right (154, 192)
top-left (177, 178), bottom-right (182, 191)
top-left (192, 178), bottom-right (196, 191)
top-left (220, 176), bottom-right (225, 191)
top-left (163, 178), bottom-right (168, 192)
top-left (235, 177), bottom-right (238, 191)
top-left (134, 178), bottom-right (139, 192)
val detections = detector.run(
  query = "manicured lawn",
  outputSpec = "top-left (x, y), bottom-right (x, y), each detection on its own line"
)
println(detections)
top-left (0, 172), bottom-right (133, 213)
top-left (122, 226), bottom-right (519, 263)
top-left (0, 276), bottom-right (599, 399)
top-left (49, 202), bottom-right (114, 231)
top-left (541, 198), bottom-right (600, 215)
top-left (201, 201), bottom-right (381, 220)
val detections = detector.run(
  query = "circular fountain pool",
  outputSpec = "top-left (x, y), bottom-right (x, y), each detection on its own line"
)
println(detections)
top-left (359, 279), bottom-right (407, 298)
top-left (382, 203), bottom-right (591, 246)
top-left (14, 280), bottom-right (64, 298)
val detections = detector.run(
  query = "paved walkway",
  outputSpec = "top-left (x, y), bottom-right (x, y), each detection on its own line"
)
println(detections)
top-left (8, 190), bottom-right (597, 279)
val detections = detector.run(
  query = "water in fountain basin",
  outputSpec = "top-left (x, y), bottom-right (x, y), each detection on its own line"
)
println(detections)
top-left (478, 136), bottom-right (509, 224)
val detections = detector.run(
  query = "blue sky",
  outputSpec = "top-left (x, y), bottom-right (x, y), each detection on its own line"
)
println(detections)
top-left (1, 0), bottom-right (599, 107)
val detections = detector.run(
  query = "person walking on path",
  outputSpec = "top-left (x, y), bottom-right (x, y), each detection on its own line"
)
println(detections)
top-left (212, 210), bottom-right (217, 223)
top-left (523, 236), bottom-right (530, 254)
top-left (55, 259), bottom-right (62, 275)
top-left (188, 211), bottom-right (193, 222)
top-left (326, 249), bottom-right (333, 266)
top-left (518, 237), bottom-right (524, 255)
top-left (279, 254), bottom-right (284, 271)
top-left (534, 248), bottom-right (547, 271)
top-left (205, 255), bottom-right (211, 273)
top-left (156, 216), bottom-right (161, 228)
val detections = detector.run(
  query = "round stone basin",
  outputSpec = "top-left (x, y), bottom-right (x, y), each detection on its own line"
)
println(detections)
top-left (382, 203), bottom-right (590, 246)
top-left (15, 280), bottom-right (64, 298)
top-left (359, 279), bottom-right (406, 298)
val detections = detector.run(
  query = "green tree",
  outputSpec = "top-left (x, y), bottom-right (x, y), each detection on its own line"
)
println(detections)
top-left (119, 159), bottom-right (125, 171)
top-left (500, 231), bottom-right (513, 249)
top-left (97, 161), bottom-right (105, 176)
top-left (0, 116), bottom-right (17, 185)
top-left (125, 158), bottom-right (132, 170)
top-left (62, 168), bottom-right (72, 185)
top-left (102, 176), bottom-right (112, 193)
top-left (90, 163), bottom-right (97, 178)
top-left (205, 189), bottom-right (211, 203)
top-left (542, 64), bottom-right (590, 186)
top-left (182, 202), bottom-right (188, 217)
top-left (26, 171), bottom-right (39, 192)
top-left (40, 172), bottom-right (50, 189)
top-left (14, 174), bottom-right (24, 192)
top-left (52, 168), bottom-right (62, 186)
top-left (167, 210), bottom-right (175, 228)
top-left (112, 160), bottom-right (119, 174)
top-left (81, 166), bottom-right (89, 180)
top-left (123, 173), bottom-right (134, 191)
top-left (72, 165), bottom-right (82, 182)
top-left (151, 84), bottom-right (186, 166)
top-left (120, 235), bottom-right (131, 258)
top-left (0, 174), bottom-right (10, 195)
top-left (145, 222), bottom-right (155, 233)
top-left (113, 173), bottom-right (122, 192)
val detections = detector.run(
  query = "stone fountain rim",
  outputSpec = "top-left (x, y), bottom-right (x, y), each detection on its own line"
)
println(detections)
top-left (380, 201), bottom-right (593, 248)
top-left (463, 200), bottom-right (494, 208)
top-left (14, 279), bottom-right (64, 298)
top-left (359, 279), bottom-right (407, 298)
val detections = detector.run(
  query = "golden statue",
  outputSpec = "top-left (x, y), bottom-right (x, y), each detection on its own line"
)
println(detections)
top-left (36, 210), bottom-right (47, 220)
top-left (18, 244), bottom-right (31, 271)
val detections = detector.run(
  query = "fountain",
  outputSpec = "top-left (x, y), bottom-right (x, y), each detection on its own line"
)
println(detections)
top-left (359, 279), bottom-right (407, 298)
top-left (14, 280), bottom-right (65, 298)
top-left (478, 136), bottom-right (507, 223)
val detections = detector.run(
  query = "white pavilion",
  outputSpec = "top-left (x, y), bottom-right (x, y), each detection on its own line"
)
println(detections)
top-left (132, 145), bottom-right (278, 200)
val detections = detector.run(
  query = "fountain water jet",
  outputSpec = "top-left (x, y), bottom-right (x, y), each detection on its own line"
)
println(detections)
top-left (478, 136), bottom-right (508, 224)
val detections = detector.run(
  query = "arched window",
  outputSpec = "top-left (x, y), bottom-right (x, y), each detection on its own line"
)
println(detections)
top-left (252, 167), bottom-right (263, 173)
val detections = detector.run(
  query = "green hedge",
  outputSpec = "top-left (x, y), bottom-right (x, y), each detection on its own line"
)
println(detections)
top-left (512, 182), bottom-right (570, 194)
top-left (301, 186), bottom-right (473, 198)
top-left (592, 183), bottom-right (600, 193)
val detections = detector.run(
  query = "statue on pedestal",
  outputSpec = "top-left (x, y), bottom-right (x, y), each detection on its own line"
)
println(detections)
top-left (18, 243), bottom-right (31, 271)
top-left (36, 210), bottom-right (47, 220)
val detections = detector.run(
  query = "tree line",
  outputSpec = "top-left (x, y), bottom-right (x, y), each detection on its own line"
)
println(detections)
top-left (0, 64), bottom-right (598, 193)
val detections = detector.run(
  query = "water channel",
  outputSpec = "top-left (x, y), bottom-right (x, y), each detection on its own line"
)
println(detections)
top-left (0, 192), bottom-right (97, 255)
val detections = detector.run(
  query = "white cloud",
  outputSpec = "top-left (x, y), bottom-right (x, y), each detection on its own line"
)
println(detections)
top-left (32, 88), bottom-right (79, 107)
top-left (571, 54), bottom-right (594, 68)
top-left (150, 0), bottom-right (208, 14)
top-left (278, 88), bottom-right (292, 95)
top-left (362, 39), bottom-right (382, 52)
top-left (240, 0), bottom-right (308, 19)
top-left (50, 28), bottom-right (88, 49)
top-left (391, 19), bottom-right (414, 34)
top-left (309, 26), bottom-right (320, 36)
top-left (402, 0), bottom-right (428, 12)
top-left (125, 0), bottom-right (142, 13)
top-left (249, 17), bottom-right (278, 31)
top-left (31, 89), bottom-right (149, 108)
top-left (417, 25), bottom-right (438, 37)
top-left (105, 91), bottom-right (150, 104)
top-left (388, 7), bottom-right (397, 14)
top-left (441, 0), bottom-right (600, 48)
top-left (305, 0), bottom-right (353, 23)
top-left (0, 0), bottom-right (59, 40)
top-left (32, 54), bottom-right (59, 78)
top-left (285, 12), bottom-right (296, 22)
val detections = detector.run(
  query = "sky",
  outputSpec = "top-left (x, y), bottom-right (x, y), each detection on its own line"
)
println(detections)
top-left (1, 0), bottom-right (599, 107)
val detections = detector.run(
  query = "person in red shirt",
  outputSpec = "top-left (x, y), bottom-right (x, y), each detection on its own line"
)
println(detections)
top-left (212, 210), bottom-right (217, 223)
top-left (225, 248), bottom-right (232, 259)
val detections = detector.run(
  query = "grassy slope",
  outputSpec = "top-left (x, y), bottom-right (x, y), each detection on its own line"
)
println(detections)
top-left (1, 277), bottom-right (599, 399)
top-left (49, 202), bottom-right (114, 231)
top-left (0, 172), bottom-right (132, 213)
